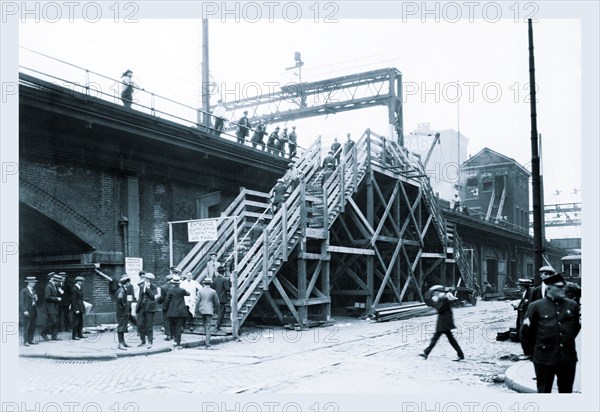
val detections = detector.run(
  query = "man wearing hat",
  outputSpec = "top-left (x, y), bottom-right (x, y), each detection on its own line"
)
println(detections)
top-left (267, 127), bottom-right (279, 155)
top-left (212, 266), bottom-right (231, 331)
top-left (212, 99), bottom-right (227, 133)
top-left (322, 150), bottom-right (335, 169)
top-left (205, 252), bottom-right (221, 280)
top-left (419, 285), bottom-right (465, 361)
top-left (115, 275), bottom-right (132, 350)
top-left (275, 127), bottom-right (287, 156)
top-left (56, 272), bottom-right (71, 332)
top-left (250, 120), bottom-right (267, 150)
top-left (287, 126), bottom-right (298, 159)
top-left (343, 132), bottom-right (355, 155)
top-left (321, 162), bottom-right (335, 185)
top-left (71, 276), bottom-right (86, 340)
top-left (43, 272), bottom-right (62, 341)
top-left (181, 272), bottom-right (201, 332)
top-left (520, 273), bottom-right (581, 393)
top-left (157, 273), bottom-right (175, 340)
top-left (196, 277), bottom-right (220, 347)
top-left (271, 178), bottom-right (287, 214)
top-left (512, 278), bottom-right (534, 345)
top-left (235, 110), bottom-right (251, 144)
top-left (250, 217), bottom-right (266, 245)
top-left (135, 273), bottom-right (159, 348)
top-left (19, 277), bottom-right (39, 346)
top-left (120, 69), bottom-right (134, 108)
top-left (164, 275), bottom-right (190, 349)
top-left (330, 137), bottom-right (342, 165)
top-left (530, 265), bottom-right (556, 302)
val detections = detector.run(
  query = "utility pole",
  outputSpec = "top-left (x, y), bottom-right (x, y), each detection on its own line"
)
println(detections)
top-left (201, 19), bottom-right (210, 126)
top-left (528, 19), bottom-right (544, 285)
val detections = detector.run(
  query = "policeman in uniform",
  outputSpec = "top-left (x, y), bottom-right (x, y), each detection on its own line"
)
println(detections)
top-left (520, 272), bottom-right (580, 393)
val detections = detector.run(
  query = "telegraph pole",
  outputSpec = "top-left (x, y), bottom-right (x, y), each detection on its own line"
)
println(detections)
top-left (201, 19), bottom-right (210, 126)
top-left (528, 19), bottom-right (544, 285)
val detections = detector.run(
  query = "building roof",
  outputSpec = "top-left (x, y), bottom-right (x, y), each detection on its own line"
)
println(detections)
top-left (461, 147), bottom-right (530, 176)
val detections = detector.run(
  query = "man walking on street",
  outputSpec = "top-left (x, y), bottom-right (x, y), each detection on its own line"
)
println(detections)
top-left (420, 285), bottom-right (465, 361)
top-left (196, 278), bottom-right (220, 347)
top-left (70, 276), bottom-right (86, 340)
top-left (520, 272), bottom-right (580, 393)
top-left (136, 273), bottom-right (159, 349)
top-left (181, 272), bottom-right (200, 332)
top-left (20, 276), bottom-right (39, 346)
top-left (212, 266), bottom-right (231, 331)
top-left (164, 275), bottom-right (190, 349)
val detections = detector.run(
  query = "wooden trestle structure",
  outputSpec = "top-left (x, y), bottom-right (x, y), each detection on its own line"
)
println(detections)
top-left (175, 129), bottom-right (473, 334)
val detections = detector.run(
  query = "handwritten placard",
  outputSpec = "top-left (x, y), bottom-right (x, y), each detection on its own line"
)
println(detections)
top-left (188, 219), bottom-right (218, 242)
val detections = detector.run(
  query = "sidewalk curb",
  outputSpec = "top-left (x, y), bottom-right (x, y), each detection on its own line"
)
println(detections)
top-left (19, 336), bottom-right (237, 360)
top-left (19, 352), bottom-right (118, 361)
top-left (504, 361), bottom-right (536, 393)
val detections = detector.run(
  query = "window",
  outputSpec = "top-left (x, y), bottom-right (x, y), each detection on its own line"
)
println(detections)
top-left (482, 177), bottom-right (493, 192)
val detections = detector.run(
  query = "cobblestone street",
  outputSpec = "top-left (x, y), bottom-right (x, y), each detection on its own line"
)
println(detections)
top-left (20, 301), bottom-right (524, 395)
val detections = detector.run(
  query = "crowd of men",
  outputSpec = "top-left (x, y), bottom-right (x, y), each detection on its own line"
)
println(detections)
top-left (19, 259), bottom-right (232, 351)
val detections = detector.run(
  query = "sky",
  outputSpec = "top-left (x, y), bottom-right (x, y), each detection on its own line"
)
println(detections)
top-left (18, 13), bottom-right (582, 239)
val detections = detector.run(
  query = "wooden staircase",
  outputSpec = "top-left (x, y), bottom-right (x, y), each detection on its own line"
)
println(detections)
top-left (173, 129), bottom-right (475, 333)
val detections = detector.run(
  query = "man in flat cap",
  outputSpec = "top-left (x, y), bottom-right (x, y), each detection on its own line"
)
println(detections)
top-left (511, 278), bottom-right (533, 346)
top-left (71, 276), bottom-right (86, 340)
top-left (271, 178), bottom-right (287, 214)
top-left (196, 277), bottom-right (220, 348)
top-left (212, 266), bottom-right (231, 331)
top-left (236, 110), bottom-right (251, 145)
top-left (530, 265), bottom-right (556, 302)
top-left (136, 273), bottom-right (159, 348)
top-left (520, 273), bottom-right (581, 393)
top-left (115, 275), bottom-right (132, 350)
top-left (19, 277), bottom-right (39, 346)
top-left (43, 272), bottom-right (62, 341)
top-left (57, 272), bottom-right (71, 333)
top-left (419, 285), bottom-right (464, 361)
top-left (157, 273), bottom-right (175, 341)
top-left (205, 252), bottom-right (221, 281)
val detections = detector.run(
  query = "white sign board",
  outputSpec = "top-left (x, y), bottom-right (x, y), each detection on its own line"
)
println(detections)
top-left (188, 219), bottom-right (218, 242)
top-left (125, 257), bottom-right (143, 310)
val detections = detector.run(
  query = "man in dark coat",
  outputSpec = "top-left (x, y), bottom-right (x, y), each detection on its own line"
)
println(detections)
top-left (250, 121), bottom-right (267, 150)
top-left (249, 217), bottom-right (266, 245)
top-left (164, 275), bottom-right (190, 349)
top-left (520, 273), bottom-right (580, 393)
top-left (136, 273), bottom-right (159, 348)
top-left (267, 127), bottom-right (279, 155)
top-left (115, 275), bottom-right (132, 350)
top-left (157, 273), bottom-right (174, 340)
top-left (271, 178), bottom-right (287, 214)
top-left (322, 150), bottom-right (335, 169)
top-left (330, 138), bottom-right (342, 165)
top-left (511, 278), bottom-right (533, 347)
top-left (212, 267), bottom-right (231, 331)
top-left (420, 285), bottom-right (465, 361)
top-left (236, 110), bottom-right (251, 144)
top-left (321, 163), bottom-right (335, 186)
top-left (19, 276), bottom-right (39, 346)
top-left (43, 272), bottom-right (62, 341)
top-left (343, 133), bottom-right (355, 155)
top-left (70, 276), bottom-right (86, 340)
top-left (57, 272), bottom-right (71, 332)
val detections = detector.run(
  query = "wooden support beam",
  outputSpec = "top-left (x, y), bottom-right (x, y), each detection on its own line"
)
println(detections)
top-left (372, 239), bottom-right (404, 307)
top-left (262, 290), bottom-right (284, 323)
top-left (330, 290), bottom-right (371, 296)
top-left (272, 277), bottom-right (300, 323)
top-left (305, 260), bottom-right (322, 297)
top-left (327, 245), bottom-right (375, 255)
top-left (274, 297), bottom-right (332, 306)
top-left (372, 182), bottom-right (400, 246)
